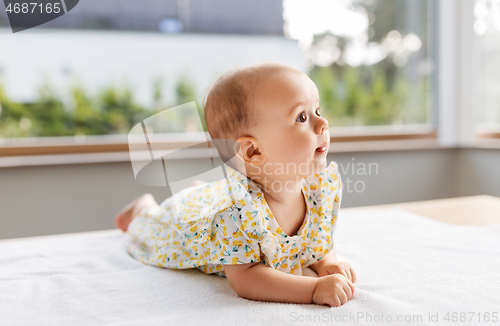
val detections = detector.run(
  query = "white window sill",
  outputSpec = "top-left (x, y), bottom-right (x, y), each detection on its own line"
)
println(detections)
top-left (0, 138), bottom-right (465, 168)
top-left (3, 129), bottom-right (498, 168)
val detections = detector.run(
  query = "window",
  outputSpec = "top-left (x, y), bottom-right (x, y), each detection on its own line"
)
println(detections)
top-left (284, 0), bottom-right (436, 132)
top-left (474, 0), bottom-right (500, 137)
top-left (0, 0), bottom-right (437, 155)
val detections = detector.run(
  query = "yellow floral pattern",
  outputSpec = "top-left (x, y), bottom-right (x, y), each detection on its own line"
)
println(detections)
top-left (127, 161), bottom-right (342, 277)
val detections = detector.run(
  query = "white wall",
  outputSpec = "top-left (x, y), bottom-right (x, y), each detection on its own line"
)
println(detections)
top-left (456, 148), bottom-right (500, 197)
top-left (0, 147), bottom-right (473, 240)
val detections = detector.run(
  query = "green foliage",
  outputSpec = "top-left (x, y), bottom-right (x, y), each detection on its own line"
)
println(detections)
top-left (305, 0), bottom-right (433, 127)
top-left (0, 67), bottom-right (427, 139)
top-left (0, 77), bottom-right (207, 138)
top-left (30, 80), bottom-right (70, 136)
top-left (309, 65), bottom-right (427, 127)
top-left (174, 76), bottom-right (207, 132)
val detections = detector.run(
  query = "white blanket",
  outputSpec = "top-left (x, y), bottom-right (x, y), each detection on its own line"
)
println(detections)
top-left (1, 208), bottom-right (500, 326)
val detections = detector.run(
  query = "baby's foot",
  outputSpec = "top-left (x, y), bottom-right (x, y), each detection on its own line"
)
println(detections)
top-left (115, 206), bottom-right (134, 232)
top-left (115, 194), bottom-right (158, 232)
top-left (190, 180), bottom-right (207, 187)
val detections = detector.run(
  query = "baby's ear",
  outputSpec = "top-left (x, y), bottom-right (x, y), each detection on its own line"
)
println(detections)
top-left (236, 136), bottom-right (266, 166)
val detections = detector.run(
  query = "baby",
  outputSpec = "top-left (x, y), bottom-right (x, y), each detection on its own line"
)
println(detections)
top-left (115, 62), bottom-right (356, 307)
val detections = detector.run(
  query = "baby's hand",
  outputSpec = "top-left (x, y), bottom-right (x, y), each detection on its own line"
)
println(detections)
top-left (317, 261), bottom-right (357, 283)
top-left (312, 274), bottom-right (354, 307)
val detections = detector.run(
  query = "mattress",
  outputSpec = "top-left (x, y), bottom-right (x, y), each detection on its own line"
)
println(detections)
top-left (1, 208), bottom-right (499, 326)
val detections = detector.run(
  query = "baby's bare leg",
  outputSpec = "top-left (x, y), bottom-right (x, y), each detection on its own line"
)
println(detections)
top-left (189, 180), bottom-right (207, 187)
top-left (115, 193), bottom-right (159, 232)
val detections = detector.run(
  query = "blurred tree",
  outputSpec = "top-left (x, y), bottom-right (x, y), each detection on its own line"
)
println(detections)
top-left (305, 0), bottom-right (432, 127)
top-left (0, 76), bottom-right (207, 138)
top-left (29, 79), bottom-right (69, 136)
top-left (98, 86), bottom-right (145, 134)
top-left (175, 77), bottom-right (197, 105)
top-left (175, 76), bottom-right (207, 132)
top-left (0, 81), bottom-right (33, 137)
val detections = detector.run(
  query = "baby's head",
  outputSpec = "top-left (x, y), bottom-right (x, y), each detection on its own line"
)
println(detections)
top-left (204, 62), bottom-right (329, 184)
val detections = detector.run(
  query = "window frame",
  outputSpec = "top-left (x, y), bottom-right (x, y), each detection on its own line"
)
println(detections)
top-left (7, 0), bottom-right (492, 163)
top-left (0, 128), bottom-right (437, 157)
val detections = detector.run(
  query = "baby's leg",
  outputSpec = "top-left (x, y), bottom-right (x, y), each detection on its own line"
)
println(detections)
top-left (189, 180), bottom-right (207, 187)
top-left (115, 193), bottom-right (159, 232)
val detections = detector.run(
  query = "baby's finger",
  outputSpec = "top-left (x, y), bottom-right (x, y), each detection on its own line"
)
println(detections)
top-left (350, 267), bottom-right (357, 283)
top-left (337, 290), bottom-right (348, 305)
top-left (345, 269), bottom-right (353, 282)
top-left (342, 281), bottom-right (353, 300)
top-left (346, 278), bottom-right (355, 296)
top-left (328, 295), bottom-right (341, 307)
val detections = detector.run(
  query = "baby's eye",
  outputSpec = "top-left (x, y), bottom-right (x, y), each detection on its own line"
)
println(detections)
top-left (315, 108), bottom-right (321, 116)
top-left (296, 112), bottom-right (307, 123)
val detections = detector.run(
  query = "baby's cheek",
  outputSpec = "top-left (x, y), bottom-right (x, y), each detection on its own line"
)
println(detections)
top-left (272, 136), bottom-right (310, 165)
top-left (296, 139), bottom-right (314, 156)
top-left (272, 140), bottom-right (296, 158)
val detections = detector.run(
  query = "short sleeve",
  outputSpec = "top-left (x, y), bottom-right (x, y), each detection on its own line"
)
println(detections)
top-left (330, 162), bottom-right (343, 239)
top-left (326, 161), bottom-right (342, 238)
top-left (304, 161), bottom-right (342, 250)
top-left (201, 181), bottom-right (263, 266)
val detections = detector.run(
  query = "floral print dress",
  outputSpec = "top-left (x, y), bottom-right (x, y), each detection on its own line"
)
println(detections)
top-left (127, 161), bottom-right (342, 277)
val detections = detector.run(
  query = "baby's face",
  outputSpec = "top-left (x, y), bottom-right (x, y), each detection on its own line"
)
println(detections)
top-left (249, 69), bottom-right (329, 181)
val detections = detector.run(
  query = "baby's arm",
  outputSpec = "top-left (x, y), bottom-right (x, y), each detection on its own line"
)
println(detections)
top-left (309, 246), bottom-right (338, 272)
top-left (309, 246), bottom-right (357, 282)
top-left (224, 262), bottom-right (316, 304)
top-left (224, 262), bottom-right (354, 306)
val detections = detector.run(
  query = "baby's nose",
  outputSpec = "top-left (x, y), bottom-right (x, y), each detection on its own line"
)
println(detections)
top-left (318, 123), bottom-right (328, 134)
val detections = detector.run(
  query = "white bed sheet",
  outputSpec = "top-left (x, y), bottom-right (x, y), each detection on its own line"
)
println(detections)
top-left (1, 208), bottom-right (500, 326)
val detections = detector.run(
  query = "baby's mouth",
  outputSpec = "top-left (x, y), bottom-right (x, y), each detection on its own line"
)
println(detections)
top-left (315, 142), bottom-right (327, 153)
